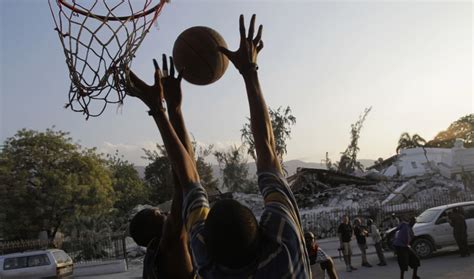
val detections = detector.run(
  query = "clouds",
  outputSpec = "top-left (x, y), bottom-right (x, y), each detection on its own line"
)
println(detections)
top-left (98, 141), bottom-right (157, 165)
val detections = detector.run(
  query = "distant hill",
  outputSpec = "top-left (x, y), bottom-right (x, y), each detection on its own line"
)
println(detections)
top-left (211, 159), bottom-right (327, 180)
top-left (135, 159), bottom-right (374, 180)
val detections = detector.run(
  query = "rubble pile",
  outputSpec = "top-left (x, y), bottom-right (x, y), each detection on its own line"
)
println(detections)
top-left (290, 168), bottom-right (470, 210)
top-left (411, 174), bottom-right (466, 200)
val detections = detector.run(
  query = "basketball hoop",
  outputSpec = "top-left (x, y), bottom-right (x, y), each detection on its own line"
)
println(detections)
top-left (48, 0), bottom-right (168, 119)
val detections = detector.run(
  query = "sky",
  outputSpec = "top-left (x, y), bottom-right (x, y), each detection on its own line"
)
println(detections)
top-left (0, 0), bottom-right (472, 166)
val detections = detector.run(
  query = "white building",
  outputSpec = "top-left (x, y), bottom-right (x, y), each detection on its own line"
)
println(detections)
top-left (382, 139), bottom-right (474, 180)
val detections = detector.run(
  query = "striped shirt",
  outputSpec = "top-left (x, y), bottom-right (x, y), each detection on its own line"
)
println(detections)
top-left (182, 171), bottom-right (312, 278)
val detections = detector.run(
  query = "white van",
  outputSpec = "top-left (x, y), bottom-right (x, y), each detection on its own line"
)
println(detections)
top-left (411, 201), bottom-right (474, 258)
top-left (0, 249), bottom-right (73, 279)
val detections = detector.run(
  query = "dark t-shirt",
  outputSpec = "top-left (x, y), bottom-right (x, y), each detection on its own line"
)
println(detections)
top-left (353, 225), bottom-right (366, 244)
top-left (143, 238), bottom-right (167, 279)
top-left (338, 223), bottom-right (353, 243)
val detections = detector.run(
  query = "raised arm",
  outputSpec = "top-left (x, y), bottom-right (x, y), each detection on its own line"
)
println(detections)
top-left (160, 55), bottom-right (196, 223)
top-left (127, 59), bottom-right (199, 192)
top-left (219, 15), bottom-right (282, 175)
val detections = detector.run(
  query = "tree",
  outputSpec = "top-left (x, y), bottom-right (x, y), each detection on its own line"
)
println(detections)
top-left (143, 141), bottom-right (221, 204)
top-left (241, 106), bottom-right (296, 167)
top-left (142, 145), bottom-right (174, 205)
top-left (0, 128), bottom-right (114, 240)
top-left (214, 145), bottom-right (256, 193)
top-left (426, 114), bottom-right (474, 148)
top-left (336, 107), bottom-right (372, 173)
top-left (106, 151), bottom-right (148, 231)
top-left (396, 132), bottom-right (427, 153)
top-left (193, 142), bottom-right (220, 195)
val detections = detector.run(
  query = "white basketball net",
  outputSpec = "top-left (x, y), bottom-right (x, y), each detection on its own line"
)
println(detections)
top-left (49, 0), bottom-right (167, 119)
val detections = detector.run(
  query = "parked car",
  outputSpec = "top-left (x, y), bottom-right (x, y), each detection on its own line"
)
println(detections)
top-left (0, 249), bottom-right (73, 278)
top-left (383, 201), bottom-right (474, 258)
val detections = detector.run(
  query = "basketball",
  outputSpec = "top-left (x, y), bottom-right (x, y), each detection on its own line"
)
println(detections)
top-left (173, 26), bottom-right (229, 86)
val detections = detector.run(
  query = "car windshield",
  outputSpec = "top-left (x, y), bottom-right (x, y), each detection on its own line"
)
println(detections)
top-left (416, 209), bottom-right (441, 223)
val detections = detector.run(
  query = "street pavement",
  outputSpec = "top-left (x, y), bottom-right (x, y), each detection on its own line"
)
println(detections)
top-left (77, 239), bottom-right (474, 279)
top-left (318, 247), bottom-right (474, 279)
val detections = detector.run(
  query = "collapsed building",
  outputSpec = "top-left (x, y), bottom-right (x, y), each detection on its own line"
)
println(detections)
top-left (283, 140), bottom-right (474, 237)
top-left (289, 139), bottom-right (473, 209)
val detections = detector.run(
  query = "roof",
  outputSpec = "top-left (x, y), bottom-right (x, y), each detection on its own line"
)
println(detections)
top-left (427, 201), bottom-right (474, 211)
top-left (367, 154), bottom-right (398, 171)
top-left (0, 249), bottom-right (63, 258)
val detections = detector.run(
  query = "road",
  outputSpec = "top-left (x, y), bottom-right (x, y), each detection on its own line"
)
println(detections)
top-left (317, 248), bottom-right (474, 279)
top-left (77, 239), bottom-right (474, 279)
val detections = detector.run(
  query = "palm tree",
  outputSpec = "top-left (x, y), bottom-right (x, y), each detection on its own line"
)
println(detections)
top-left (396, 132), bottom-right (436, 173)
top-left (396, 133), bottom-right (427, 154)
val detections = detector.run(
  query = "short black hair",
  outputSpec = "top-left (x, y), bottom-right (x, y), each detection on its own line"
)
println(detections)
top-left (204, 199), bottom-right (259, 268)
top-left (367, 219), bottom-right (374, 226)
top-left (129, 208), bottom-right (165, 247)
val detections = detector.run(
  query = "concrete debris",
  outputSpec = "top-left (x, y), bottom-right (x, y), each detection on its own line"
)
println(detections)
top-left (382, 179), bottom-right (417, 205)
top-left (286, 169), bottom-right (470, 211)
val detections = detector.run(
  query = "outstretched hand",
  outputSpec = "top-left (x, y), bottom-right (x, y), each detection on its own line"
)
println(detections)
top-left (218, 14), bottom-right (263, 75)
top-left (161, 54), bottom-right (184, 111)
top-left (126, 54), bottom-right (184, 113)
top-left (126, 59), bottom-right (164, 112)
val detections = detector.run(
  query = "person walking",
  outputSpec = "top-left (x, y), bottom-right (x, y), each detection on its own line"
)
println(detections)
top-left (338, 215), bottom-right (357, 272)
top-left (353, 218), bottom-right (372, 267)
top-left (367, 218), bottom-right (387, 266)
top-left (393, 217), bottom-right (420, 279)
top-left (449, 207), bottom-right (470, 257)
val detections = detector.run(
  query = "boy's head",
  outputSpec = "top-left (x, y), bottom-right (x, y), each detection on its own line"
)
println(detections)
top-left (342, 215), bottom-right (349, 224)
top-left (129, 208), bottom-right (166, 247)
top-left (204, 199), bottom-right (259, 269)
top-left (304, 231), bottom-right (315, 246)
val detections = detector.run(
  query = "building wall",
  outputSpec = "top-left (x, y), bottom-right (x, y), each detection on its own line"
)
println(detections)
top-left (396, 140), bottom-right (474, 179)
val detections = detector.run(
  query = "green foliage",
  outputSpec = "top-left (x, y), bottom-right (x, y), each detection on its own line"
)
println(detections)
top-left (396, 133), bottom-right (427, 153)
top-left (193, 142), bottom-right (220, 195)
top-left (143, 141), bottom-right (221, 204)
top-left (106, 151), bottom-right (148, 231)
top-left (0, 128), bottom-right (114, 240)
top-left (214, 145), bottom-right (257, 193)
top-left (142, 145), bottom-right (174, 205)
top-left (241, 106), bottom-right (296, 165)
top-left (336, 107), bottom-right (372, 173)
top-left (427, 114), bottom-right (474, 148)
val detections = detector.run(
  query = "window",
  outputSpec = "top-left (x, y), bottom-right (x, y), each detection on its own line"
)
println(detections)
top-left (3, 254), bottom-right (51, 270)
top-left (436, 210), bottom-right (453, 225)
top-left (411, 162), bottom-right (418, 169)
top-left (417, 209), bottom-right (441, 223)
top-left (53, 251), bottom-right (72, 264)
top-left (462, 205), bottom-right (474, 219)
top-left (4, 257), bottom-right (27, 270)
top-left (27, 254), bottom-right (51, 267)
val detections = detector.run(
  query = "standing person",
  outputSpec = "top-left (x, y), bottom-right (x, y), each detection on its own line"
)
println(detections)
top-left (393, 217), bottom-right (420, 279)
top-left (367, 218), bottom-right (387, 266)
top-left (127, 55), bottom-right (194, 279)
top-left (391, 213), bottom-right (400, 228)
top-left (338, 215), bottom-right (357, 272)
top-left (353, 218), bottom-right (372, 267)
top-left (304, 231), bottom-right (338, 279)
top-left (449, 207), bottom-right (470, 257)
top-left (128, 14), bottom-right (311, 278)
